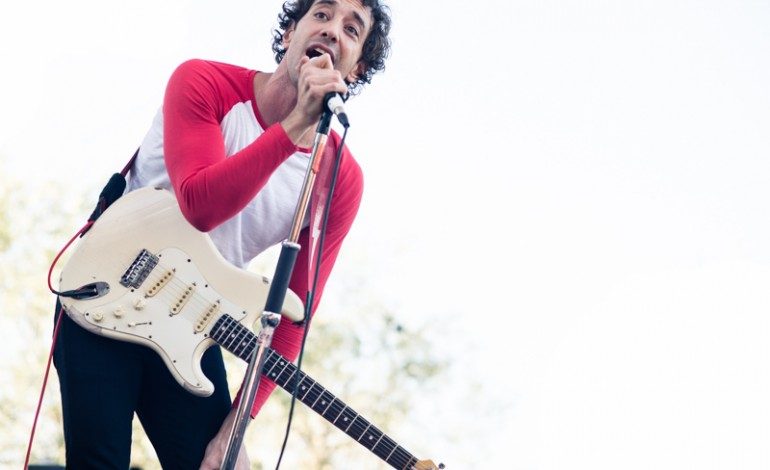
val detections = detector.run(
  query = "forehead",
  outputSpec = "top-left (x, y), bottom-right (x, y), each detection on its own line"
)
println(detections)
top-left (310, 0), bottom-right (372, 30)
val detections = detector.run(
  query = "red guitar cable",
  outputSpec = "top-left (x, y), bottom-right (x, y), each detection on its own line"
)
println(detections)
top-left (24, 220), bottom-right (94, 469)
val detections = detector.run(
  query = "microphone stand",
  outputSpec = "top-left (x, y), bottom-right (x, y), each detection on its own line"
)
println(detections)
top-left (220, 109), bottom-right (336, 469)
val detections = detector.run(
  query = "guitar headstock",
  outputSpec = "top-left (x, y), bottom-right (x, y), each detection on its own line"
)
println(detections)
top-left (413, 460), bottom-right (445, 470)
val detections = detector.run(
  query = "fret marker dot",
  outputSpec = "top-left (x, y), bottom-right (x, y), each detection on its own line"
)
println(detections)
top-left (321, 401), bottom-right (326, 405)
top-left (369, 436), bottom-right (373, 440)
top-left (302, 386), bottom-right (306, 390)
top-left (343, 417), bottom-right (348, 421)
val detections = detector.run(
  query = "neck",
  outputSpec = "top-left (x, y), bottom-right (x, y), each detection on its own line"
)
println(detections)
top-left (253, 64), bottom-right (298, 127)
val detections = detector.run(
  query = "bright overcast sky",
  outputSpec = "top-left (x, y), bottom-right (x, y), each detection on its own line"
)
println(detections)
top-left (2, 1), bottom-right (770, 469)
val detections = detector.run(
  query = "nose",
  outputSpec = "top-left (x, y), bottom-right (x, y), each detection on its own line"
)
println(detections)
top-left (321, 19), bottom-right (342, 43)
top-left (321, 30), bottom-right (338, 43)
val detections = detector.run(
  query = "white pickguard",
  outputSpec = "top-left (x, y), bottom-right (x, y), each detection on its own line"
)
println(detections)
top-left (58, 187), bottom-right (304, 397)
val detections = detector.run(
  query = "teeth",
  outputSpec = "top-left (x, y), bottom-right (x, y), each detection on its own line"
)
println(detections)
top-left (306, 47), bottom-right (332, 63)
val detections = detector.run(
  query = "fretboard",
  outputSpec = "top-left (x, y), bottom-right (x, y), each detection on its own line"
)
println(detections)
top-left (210, 314), bottom-right (420, 470)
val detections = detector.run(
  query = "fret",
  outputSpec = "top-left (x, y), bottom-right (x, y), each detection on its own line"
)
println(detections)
top-left (299, 379), bottom-right (316, 401)
top-left (241, 340), bottom-right (257, 361)
top-left (323, 399), bottom-right (345, 424)
top-left (266, 357), bottom-right (291, 383)
top-left (210, 317), bottom-right (225, 341)
top-left (286, 375), bottom-right (303, 394)
top-left (216, 317), bottom-right (237, 349)
top-left (231, 327), bottom-right (250, 357)
top-left (223, 323), bottom-right (241, 350)
top-left (237, 327), bottom-right (251, 353)
top-left (372, 435), bottom-right (398, 461)
top-left (304, 383), bottom-right (324, 408)
top-left (310, 388), bottom-right (331, 410)
top-left (332, 405), bottom-right (347, 424)
top-left (212, 322), bottom-right (229, 346)
top-left (356, 423), bottom-right (372, 442)
top-left (390, 448), bottom-right (416, 470)
top-left (210, 314), bottom-right (423, 470)
top-left (276, 364), bottom-right (297, 389)
top-left (321, 396), bottom-right (336, 416)
top-left (347, 415), bottom-right (371, 441)
top-left (384, 445), bottom-right (401, 464)
top-left (212, 315), bottom-right (257, 362)
top-left (314, 391), bottom-right (337, 418)
top-left (359, 426), bottom-right (385, 452)
top-left (403, 456), bottom-right (419, 470)
top-left (343, 408), bottom-right (359, 433)
top-left (263, 355), bottom-right (281, 377)
top-left (369, 430), bottom-right (386, 453)
top-left (261, 351), bottom-right (278, 370)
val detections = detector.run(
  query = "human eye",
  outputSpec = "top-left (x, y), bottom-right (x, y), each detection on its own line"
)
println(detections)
top-left (345, 24), bottom-right (359, 37)
top-left (314, 11), bottom-right (329, 20)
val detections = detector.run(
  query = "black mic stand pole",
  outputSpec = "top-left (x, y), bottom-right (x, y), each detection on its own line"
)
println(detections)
top-left (220, 109), bottom-right (336, 469)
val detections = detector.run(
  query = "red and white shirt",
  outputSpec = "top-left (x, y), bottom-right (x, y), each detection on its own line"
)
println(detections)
top-left (128, 59), bottom-right (363, 415)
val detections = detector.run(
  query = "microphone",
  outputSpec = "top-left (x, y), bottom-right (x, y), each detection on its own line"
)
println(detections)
top-left (324, 92), bottom-right (350, 128)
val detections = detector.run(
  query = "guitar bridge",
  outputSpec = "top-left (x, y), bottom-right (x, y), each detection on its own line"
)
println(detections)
top-left (120, 249), bottom-right (159, 288)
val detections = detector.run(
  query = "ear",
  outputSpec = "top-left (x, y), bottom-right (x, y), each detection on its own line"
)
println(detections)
top-left (345, 62), bottom-right (366, 83)
top-left (283, 25), bottom-right (295, 48)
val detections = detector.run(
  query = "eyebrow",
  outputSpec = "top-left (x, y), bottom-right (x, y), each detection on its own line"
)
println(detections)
top-left (314, 0), bottom-right (369, 33)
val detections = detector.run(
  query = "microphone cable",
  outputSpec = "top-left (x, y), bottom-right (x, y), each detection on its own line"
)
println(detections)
top-left (274, 125), bottom-right (349, 470)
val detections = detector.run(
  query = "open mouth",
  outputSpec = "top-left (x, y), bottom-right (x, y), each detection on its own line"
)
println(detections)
top-left (306, 46), bottom-right (334, 64)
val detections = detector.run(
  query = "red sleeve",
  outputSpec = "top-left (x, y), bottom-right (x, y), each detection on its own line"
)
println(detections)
top-left (163, 59), bottom-right (299, 231)
top-left (244, 133), bottom-right (364, 417)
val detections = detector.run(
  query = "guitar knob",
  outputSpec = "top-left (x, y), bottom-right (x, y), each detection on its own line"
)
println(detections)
top-left (113, 307), bottom-right (125, 318)
top-left (92, 311), bottom-right (104, 322)
top-left (134, 297), bottom-right (147, 310)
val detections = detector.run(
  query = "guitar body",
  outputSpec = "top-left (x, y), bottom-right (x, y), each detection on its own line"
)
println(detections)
top-left (58, 186), bottom-right (304, 397)
top-left (57, 186), bottom-right (444, 469)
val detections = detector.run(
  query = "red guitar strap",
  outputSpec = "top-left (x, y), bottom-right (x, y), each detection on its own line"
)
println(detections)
top-left (121, 148), bottom-right (139, 177)
top-left (306, 135), bottom-right (338, 303)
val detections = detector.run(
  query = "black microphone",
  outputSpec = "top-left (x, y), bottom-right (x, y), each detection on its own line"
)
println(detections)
top-left (324, 92), bottom-right (350, 128)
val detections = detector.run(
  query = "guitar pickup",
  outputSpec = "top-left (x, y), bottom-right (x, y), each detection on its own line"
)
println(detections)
top-left (145, 270), bottom-right (174, 297)
top-left (170, 285), bottom-right (195, 315)
top-left (194, 301), bottom-right (221, 333)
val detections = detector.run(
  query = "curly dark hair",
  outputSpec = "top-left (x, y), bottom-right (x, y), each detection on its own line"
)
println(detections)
top-left (271, 0), bottom-right (392, 94)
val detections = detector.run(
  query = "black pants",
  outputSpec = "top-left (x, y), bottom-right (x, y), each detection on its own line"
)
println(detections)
top-left (53, 303), bottom-right (232, 469)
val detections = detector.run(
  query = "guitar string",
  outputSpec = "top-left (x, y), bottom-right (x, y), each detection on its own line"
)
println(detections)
top-left (216, 317), bottom-right (413, 468)
top-left (66, 211), bottom-right (259, 323)
top-left (272, 356), bottom-right (418, 469)
top-left (67, 207), bottom-right (301, 332)
top-left (65, 200), bottom-right (292, 337)
top-left (68, 231), bottom-right (419, 469)
top-left (222, 316), bottom-right (418, 469)
top-left (265, 351), bottom-right (415, 469)
top-left (71, 249), bottom-right (272, 338)
top-left (220, 319), bottom-right (417, 468)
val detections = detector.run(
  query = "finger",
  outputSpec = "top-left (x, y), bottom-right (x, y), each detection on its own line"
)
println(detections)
top-left (303, 69), bottom-right (344, 88)
top-left (308, 80), bottom-right (348, 98)
top-left (308, 52), bottom-right (334, 70)
top-left (297, 55), bottom-right (311, 78)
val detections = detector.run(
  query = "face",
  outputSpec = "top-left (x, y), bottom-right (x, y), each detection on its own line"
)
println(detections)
top-left (282, 0), bottom-right (372, 84)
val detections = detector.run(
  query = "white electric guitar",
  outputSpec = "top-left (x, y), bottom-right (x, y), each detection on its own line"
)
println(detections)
top-left (58, 186), bottom-right (443, 470)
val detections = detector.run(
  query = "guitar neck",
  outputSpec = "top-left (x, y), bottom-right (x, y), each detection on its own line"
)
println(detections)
top-left (210, 314), bottom-right (421, 470)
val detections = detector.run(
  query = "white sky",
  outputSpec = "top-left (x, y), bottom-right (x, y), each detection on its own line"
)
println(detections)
top-left (2, 0), bottom-right (770, 468)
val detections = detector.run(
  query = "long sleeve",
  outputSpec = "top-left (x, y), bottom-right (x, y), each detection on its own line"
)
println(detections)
top-left (162, 59), bottom-right (299, 231)
top-left (159, 59), bottom-right (364, 418)
top-left (245, 132), bottom-right (363, 417)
